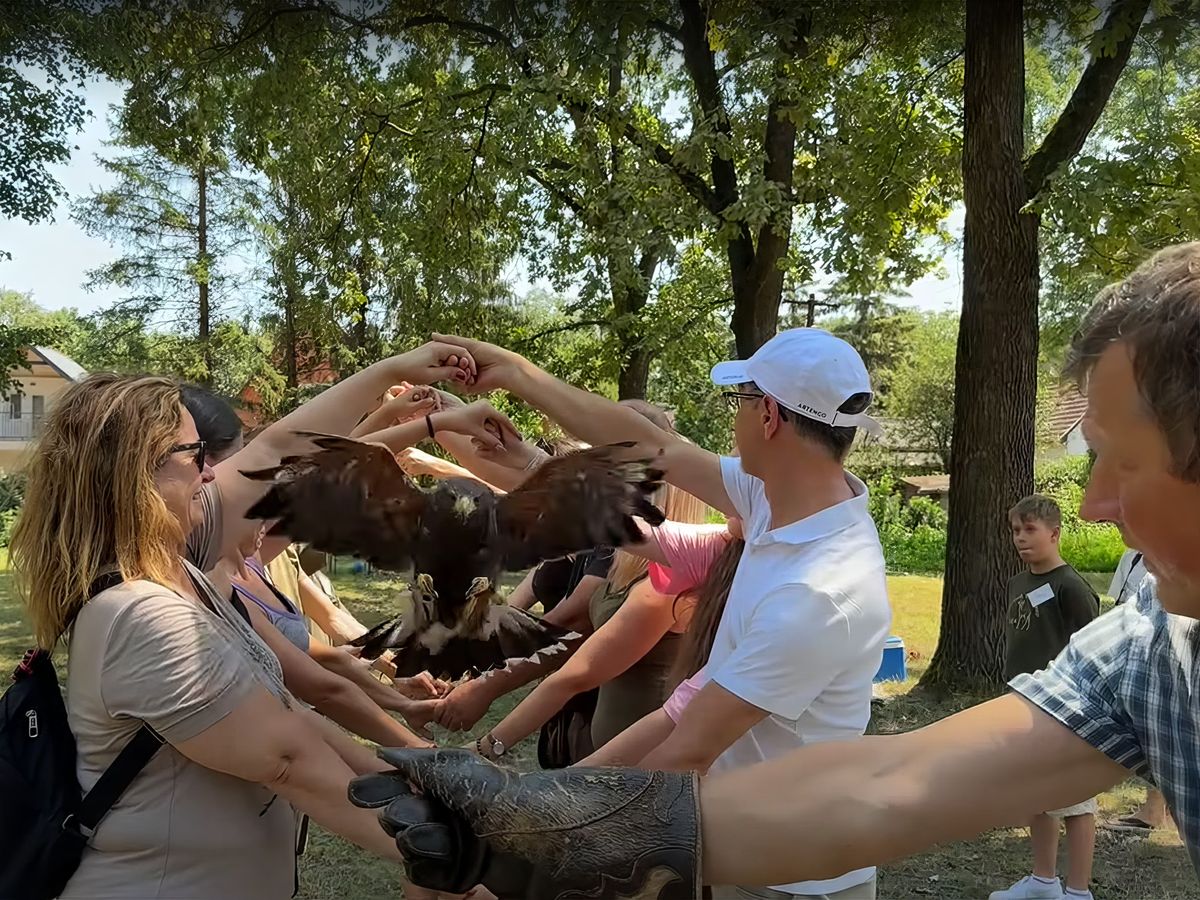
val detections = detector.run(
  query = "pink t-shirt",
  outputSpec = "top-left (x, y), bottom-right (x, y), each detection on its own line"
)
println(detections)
top-left (664, 669), bottom-right (705, 723)
top-left (649, 521), bottom-right (734, 723)
top-left (647, 521), bottom-right (731, 595)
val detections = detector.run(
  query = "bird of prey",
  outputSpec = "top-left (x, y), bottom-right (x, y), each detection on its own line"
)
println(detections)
top-left (242, 432), bottom-right (664, 680)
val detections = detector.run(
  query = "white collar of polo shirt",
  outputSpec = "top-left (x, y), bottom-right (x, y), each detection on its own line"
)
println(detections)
top-left (750, 473), bottom-right (870, 547)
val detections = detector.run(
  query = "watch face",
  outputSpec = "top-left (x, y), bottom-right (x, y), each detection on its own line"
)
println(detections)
top-left (492, 738), bottom-right (506, 756)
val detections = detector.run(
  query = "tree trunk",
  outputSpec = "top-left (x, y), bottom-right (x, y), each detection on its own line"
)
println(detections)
top-left (921, 0), bottom-right (1039, 691)
top-left (617, 346), bottom-right (652, 400)
top-left (352, 241), bottom-right (371, 360)
top-left (609, 246), bottom-right (660, 400)
top-left (282, 274), bottom-right (299, 390)
top-left (196, 161), bottom-right (211, 384)
top-left (678, 1), bottom-right (808, 358)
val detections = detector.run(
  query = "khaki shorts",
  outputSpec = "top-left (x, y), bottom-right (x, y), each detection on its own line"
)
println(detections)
top-left (1047, 797), bottom-right (1098, 818)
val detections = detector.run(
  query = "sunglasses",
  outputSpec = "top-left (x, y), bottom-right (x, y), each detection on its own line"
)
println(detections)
top-left (720, 391), bottom-right (789, 420)
top-left (167, 440), bottom-right (207, 472)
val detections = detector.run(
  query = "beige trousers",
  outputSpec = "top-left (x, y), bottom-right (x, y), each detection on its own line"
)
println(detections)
top-left (711, 876), bottom-right (877, 900)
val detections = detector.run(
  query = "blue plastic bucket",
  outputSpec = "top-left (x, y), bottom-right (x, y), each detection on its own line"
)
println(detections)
top-left (873, 635), bottom-right (907, 682)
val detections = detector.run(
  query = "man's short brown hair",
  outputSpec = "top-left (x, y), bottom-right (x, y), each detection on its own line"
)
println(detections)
top-left (1066, 242), bottom-right (1200, 482)
top-left (1009, 494), bottom-right (1062, 530)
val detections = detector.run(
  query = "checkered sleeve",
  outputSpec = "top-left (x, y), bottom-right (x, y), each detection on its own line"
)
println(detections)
top-left (1010, 602), bottom-right (1150, 776)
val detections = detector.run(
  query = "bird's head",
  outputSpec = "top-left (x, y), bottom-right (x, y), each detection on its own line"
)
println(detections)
top-left (410, 478), bottom-right (504, 612)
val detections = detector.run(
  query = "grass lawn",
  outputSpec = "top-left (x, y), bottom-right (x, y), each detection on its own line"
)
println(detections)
top-left (0, 565), bottom-right (1190, 898)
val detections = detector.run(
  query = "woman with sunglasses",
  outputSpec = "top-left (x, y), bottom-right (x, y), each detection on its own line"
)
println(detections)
top-left (10, 341), bottom-right (496, 899)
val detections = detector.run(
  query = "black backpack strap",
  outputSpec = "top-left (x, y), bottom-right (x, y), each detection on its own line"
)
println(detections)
top-left (65, 724), bottom-right (164, 837)
top-left (62, 567), bottom-right (164, 839)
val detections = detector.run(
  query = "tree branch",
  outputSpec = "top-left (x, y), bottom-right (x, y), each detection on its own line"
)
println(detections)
top-left (525, 167), bottom-right (587, 219)
top-left (513, 318), bottom-right (609, 349)
top-left (1023, 0), bottom-right (1152, 200)
top-left (677, 0), bottom-right (739, 216)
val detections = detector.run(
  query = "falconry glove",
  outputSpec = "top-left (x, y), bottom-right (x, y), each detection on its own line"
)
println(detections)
top-left (347, 748), bottom-right (701, 900)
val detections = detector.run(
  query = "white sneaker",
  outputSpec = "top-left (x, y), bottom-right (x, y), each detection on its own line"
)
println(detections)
top-left (989, 875), bottom-right (1064, 899)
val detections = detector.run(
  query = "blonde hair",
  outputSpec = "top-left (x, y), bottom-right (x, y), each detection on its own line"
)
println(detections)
top-left (606, 481), bottom-right (711, 591)
top-left (12, 373), bottom-right (187, 648)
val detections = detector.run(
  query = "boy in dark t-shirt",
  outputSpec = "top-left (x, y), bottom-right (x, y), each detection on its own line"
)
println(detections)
top-left (992, 494), bottom-right (1100, 900)
top-left (1004, 495), bottom-right (1100, 681)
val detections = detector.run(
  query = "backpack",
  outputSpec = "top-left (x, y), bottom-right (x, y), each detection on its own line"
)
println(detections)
top-left (0, 584), bottom-right (164, 899)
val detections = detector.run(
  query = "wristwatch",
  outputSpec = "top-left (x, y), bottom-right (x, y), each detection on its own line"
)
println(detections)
top-left (476, 732), bottom-right (507, 760)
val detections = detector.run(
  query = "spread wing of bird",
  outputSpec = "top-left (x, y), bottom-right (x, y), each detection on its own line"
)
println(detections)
top-left (241, 432), bottom-right (426, 571)
top-left (496, 442), bottom-right (665, 571)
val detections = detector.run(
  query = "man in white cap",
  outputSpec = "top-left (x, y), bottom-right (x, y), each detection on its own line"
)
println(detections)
top-left (428, 327), bottom-right (891, 900)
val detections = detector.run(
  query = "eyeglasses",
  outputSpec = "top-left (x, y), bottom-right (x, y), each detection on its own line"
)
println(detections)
top-left (720, 391), bottom-right (789, 420)
top-left (720, 390), bottom-right (766, 411)
top-left (167, 440), bottom-right (207, 472)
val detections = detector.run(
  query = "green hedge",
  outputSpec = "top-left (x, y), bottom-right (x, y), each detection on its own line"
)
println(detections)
top-left (863, 460), bottom-right (1125, 575)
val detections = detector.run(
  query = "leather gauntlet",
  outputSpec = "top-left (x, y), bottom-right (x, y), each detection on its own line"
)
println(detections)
top-left (348, 748), bottom-right (701, 900)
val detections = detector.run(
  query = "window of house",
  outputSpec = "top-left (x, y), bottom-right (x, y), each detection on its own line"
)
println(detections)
top-left (9, 395), bottom-right (20, 419)
top-left (31, 395), bottom-right (44, 420)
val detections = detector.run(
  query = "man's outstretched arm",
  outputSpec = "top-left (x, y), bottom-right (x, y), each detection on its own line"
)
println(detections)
top-left (353, 694), bottom-right (1128, 898)
top-left (700, 694), bottom-right (1126, 884)
top-left (432, 332), bottom-right (735, 515)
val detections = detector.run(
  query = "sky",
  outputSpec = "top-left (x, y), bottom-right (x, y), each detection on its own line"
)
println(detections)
top-left (0, 77), bottom-right (964, 319)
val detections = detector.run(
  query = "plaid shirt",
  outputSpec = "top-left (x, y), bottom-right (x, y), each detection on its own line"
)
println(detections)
top-left (1011, 579), bottom-right (1200, 873)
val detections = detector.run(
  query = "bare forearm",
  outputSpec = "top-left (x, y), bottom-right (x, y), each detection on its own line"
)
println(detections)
top-left (508, 366), bottom-right (670, 450)
top-left (270, 743), bottom-right (400, 862)
top-left (355, 419), bottom-right (431, 452)
top-left (314, 684), bottom-right (427, 748)
top-left (258, 359), bottom-right (408, 454)
top-left (322, 650), bottom-right (408, 714)
top-left (436, 431), bottom-right (533, 492)
top-left (700, 700), bottom-right (1127, 885)
top-left (297, 577), bottom-right (366, 645)
top-left (296, 705), bottom-right (388, 776)
top-left (578, 709), bottom-right (675, 767)
top-left (639, 731), bottom-right (716, 774)
top-left (491, 675), bottom-right (581, 748)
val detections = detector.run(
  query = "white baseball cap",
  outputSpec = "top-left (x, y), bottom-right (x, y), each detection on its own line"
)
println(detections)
top-left (711, 328), bottom-right (882, 437)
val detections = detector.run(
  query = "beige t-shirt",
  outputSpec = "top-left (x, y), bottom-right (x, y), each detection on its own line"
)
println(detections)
top-left (63, 492), bottom-right (297, 898)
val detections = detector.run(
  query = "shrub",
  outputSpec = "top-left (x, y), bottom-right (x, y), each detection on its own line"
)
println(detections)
top-left (0, 508), bottom-right (18, 547)
top-left (879, 522), bottom-right (946, 575)
top-left (0, 471), bottom-right (25, 513)
top-left (1060, 524), bottom-right (1126, 573)
top-left (864, 462), bottom-right (1123, 575)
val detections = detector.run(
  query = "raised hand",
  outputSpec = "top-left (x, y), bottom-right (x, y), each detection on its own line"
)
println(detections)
top-left (347, 749), bottom-right (701, 900)
top-left (394, 341), bottom-right (479, 387)
top-left (352, 384), bottom-right (439, 438)
top-left (432, 677), bottom-right (495, 733)
top-left (430, 333), bottom-right (529, 393)
top-left (431, 400), bottom-right (523, 453)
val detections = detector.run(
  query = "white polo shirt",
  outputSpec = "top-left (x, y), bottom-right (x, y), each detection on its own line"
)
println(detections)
top-left (704, 456), bottom-right (891, 896)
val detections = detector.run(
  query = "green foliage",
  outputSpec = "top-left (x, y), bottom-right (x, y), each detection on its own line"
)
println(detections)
top-left (1032, 453), bottom-right (1126, 571)
top-left (1060, 525), bottom-right (1126, 573)
top-left (0, 472), bottom-right (26, 513)
top-left (864, 458), bottom-right (1125, 575)
top-left (0, 0), bottom-right (92, 230)
top-left (884, 312), bottom-right (958, 469)
top-left (1036, 34), bottom-right (1200, 355)
top-left (866, 472), bottom-right (948, 574)
top-left (0, 471), bottom-right (26, 548)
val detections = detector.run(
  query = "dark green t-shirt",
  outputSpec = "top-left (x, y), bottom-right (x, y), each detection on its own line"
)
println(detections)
top-left (1004, 564), bottom-right (1100, 681)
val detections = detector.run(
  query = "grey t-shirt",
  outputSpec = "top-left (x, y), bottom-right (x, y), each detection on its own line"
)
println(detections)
top-left (63, 482), bottom-right (296, 898)
top-left (64, 579), bottom-right (296, 898)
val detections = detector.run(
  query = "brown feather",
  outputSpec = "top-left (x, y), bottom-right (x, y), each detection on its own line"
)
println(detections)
top-left (242, 432), bottom-right (426, 571)
top-left (496, 442), bottom-right (665, 571)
